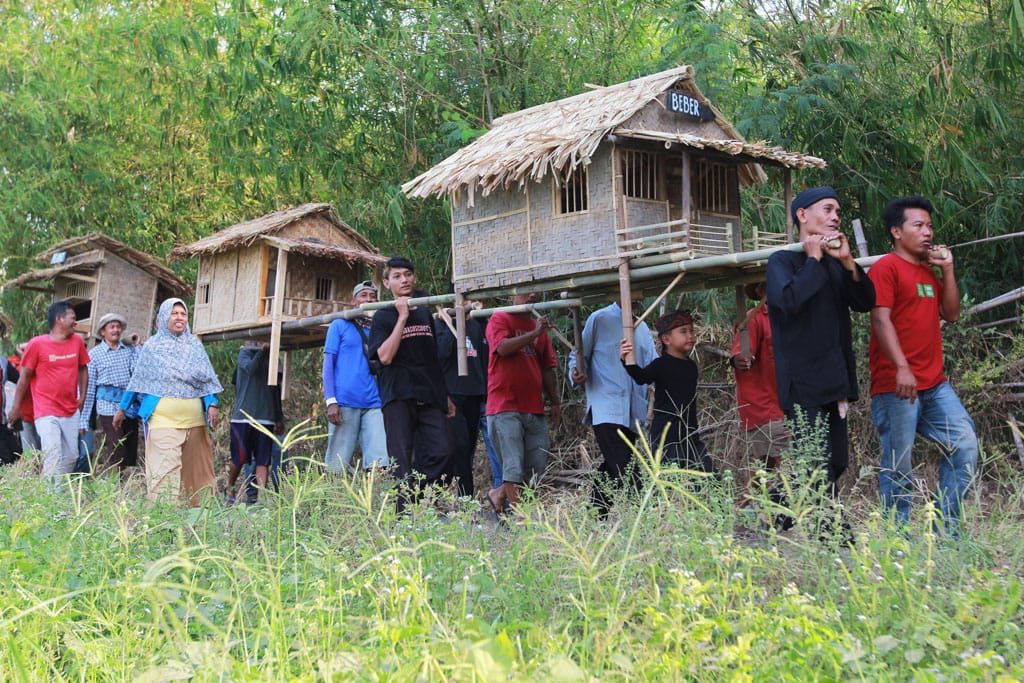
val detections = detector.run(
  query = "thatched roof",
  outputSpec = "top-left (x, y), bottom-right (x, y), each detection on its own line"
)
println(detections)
top-left (261, 235), bottom-right (386, 267)
top-left (17, 233), bottom-right (193, 298)
top-left (2, 250), bottom-right (106, 290)
top-left (402, 65), bottom-right (827, 201)
top-left (169, 203), bottom-right (378, 261)
top-left (612, 128), bottom-right (826, 172)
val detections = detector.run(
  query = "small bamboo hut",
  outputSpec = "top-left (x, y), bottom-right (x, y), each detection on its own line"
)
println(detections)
top-left (1, 233), bottom-right (192, 345)
top-left (169, 203), bottom-right (385, 383)
top-left (403, 64), bottom-right (826, 302)
top-left (402, 64), bottom-right (829, 361)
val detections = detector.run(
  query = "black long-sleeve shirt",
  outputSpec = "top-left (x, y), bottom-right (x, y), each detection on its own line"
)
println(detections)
top-left (766, 251), bottom-right (875, 410)
top-left (624, 354), bottom-right (699, 449)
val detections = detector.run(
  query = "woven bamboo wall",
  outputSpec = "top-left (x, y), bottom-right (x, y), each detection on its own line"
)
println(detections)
top-left (280, 215), bottom-right (362, 248)
top-left (90, 251), bottom-right (159, 345)
top-left (451, 145), bottom-right (618, 292)
top-left (278, 254), bottom-right (364, 318)
top-left (624, 198), bottom-right (670, 232)
top-left (451, 190), bottom-right (529, 289)
top-left (193, 249), bottom-right (262, 334)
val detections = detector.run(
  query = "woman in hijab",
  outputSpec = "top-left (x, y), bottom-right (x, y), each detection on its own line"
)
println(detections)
top-left (113, 299), bottom-right (223, 505)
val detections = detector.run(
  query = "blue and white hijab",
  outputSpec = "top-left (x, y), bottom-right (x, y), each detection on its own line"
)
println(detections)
top-left (127, 298), bottom-right (223, 398)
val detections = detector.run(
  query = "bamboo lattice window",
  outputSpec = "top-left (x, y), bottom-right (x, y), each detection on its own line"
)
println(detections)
top-left (314, 275), bottom-right (335, 301)
top-left (623, 149), bottom-right (661, 200)
top-left (64, 280), bottom-right (93, 301)
top-left (693, 158), bottom-right (739, 215)
top-left (197, 282), bottom-right (210, 305)
top-left (556, 166), bottom-right (589, 214)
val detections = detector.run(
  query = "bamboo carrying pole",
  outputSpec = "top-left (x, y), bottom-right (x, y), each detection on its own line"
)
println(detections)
top-left (964, 287), bottom-right (1024, 317)
top-left (200, 293), bottom-right (460, 345)
top-left (469, 298), bottom-right (583, 318)
top-left (614, 144), bottom-right (636, 363)
top-left (736, 284), bottom-right (751, 361)
top-left (267, 247), bottom-right (288, 386)
top-left (530, 310), bottom-right (575, 353)
top-left (571, 307), bottom-right (585, 377)
top-left (455, 291), bottom-right (468, 377)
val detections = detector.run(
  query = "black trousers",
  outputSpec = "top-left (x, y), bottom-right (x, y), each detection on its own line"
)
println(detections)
top-left (99, 414), bottom-right (139, 468)
top-left (650, 417), bottom-right (714, 473)
top-left (447, 394), bottom-right (483, 497)
top-left (590, 423), bottom-right (641, 515)
top-left (786, 401), bottom-right (849, 498)
top-left (382, 400), bottom-right (454, 510)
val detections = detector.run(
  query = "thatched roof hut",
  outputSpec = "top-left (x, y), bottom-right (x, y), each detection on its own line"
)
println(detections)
top-left (1, 233), bottom-right (192, 344)
top-left (169, 203), bottom-right (379, 262)
top-left (402, 65), bottom-right (827, 302)
top-left (403, 64), bottom-right (825, 204)
top-left (401, 65), bottom-right (834, 375)
top-left (170, 203), bottom-right (385, 383)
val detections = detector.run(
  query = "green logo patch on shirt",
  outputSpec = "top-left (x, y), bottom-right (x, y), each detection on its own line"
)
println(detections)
top-left (917, 283), bottom-right (935, 298)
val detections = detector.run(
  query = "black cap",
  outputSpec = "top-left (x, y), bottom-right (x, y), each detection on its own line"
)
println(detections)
top-left (791, 186), bottom-right (840, 223)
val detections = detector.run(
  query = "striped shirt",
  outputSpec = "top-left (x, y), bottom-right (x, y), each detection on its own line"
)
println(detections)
top-left (81, 342), bottom-right (138, 428)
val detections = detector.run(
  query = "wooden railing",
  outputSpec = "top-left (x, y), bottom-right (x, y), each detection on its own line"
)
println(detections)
top-left (260, 296), bottom-right (347, 319)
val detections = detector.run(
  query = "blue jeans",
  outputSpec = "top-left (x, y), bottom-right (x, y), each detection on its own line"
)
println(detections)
top-left (75, 429), bottom-right (94, 474)
top-left (325, 406), bottom-right (389, 473)
top-left (480, 409), bottom-right (502, 488)
top-left (872, 382), bottom-right (978, 529)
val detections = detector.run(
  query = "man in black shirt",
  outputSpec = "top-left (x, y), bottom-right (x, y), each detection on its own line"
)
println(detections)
top-left (368, 256), bottom-right (455, 511)
top-left (766, 186), bottom-right (875, 502)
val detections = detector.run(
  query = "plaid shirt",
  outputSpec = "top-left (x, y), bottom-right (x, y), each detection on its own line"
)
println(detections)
top-left (81, 342), bottom-right (138, 428)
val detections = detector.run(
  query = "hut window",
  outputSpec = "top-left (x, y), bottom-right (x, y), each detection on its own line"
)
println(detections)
top-left (64, 280), bottom-right (93, 301)
top-left (556, 166), bottom-right (589, 214)
top-left (260, 249), bottom-right (278, 316)
top-left (623, 149), bottom-right (661, 200)
top-left (692, 158), bottom-right (739, 215)
top-left (197, 282), bottom-right (210, 306)
top-left (315, 276), bottom-right (335, 301)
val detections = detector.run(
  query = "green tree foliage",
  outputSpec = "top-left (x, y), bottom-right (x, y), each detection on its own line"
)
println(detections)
top-left (1, 0), bottom-right (1021, 340)
top-left (661, 0), bottom-right (1024, 301)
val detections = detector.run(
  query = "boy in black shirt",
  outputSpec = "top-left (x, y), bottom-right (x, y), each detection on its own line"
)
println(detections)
top-left (620, 310), bottom-right (713, 472)
top-left (368, 256), bottom-right (455, 511)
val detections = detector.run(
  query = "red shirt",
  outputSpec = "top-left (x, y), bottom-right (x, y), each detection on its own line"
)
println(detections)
top-left (22, 334), bottom-right (90, 418)
top-left (7, 355), bottom-right (34, 421)
top-left (731, 305), bottom-right (784, 430)
top-left (486, 312), bottom-right (556, 415)
top-left (868, 253), bottom-right (947, 395)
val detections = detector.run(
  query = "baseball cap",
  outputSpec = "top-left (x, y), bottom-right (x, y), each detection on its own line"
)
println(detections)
top-left (352, 280), bottom-right (377, 298)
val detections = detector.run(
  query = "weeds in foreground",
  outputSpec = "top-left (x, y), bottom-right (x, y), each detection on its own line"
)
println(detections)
top-left (0, 438), bottom-right (1022, 681)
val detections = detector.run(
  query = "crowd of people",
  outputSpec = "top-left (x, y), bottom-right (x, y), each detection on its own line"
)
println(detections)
top-left (0, 189), bottom-right (980, 532)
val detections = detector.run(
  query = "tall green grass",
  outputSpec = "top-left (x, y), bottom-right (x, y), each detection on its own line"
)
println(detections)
top-left (1, 438), bottom-right (1021, 681)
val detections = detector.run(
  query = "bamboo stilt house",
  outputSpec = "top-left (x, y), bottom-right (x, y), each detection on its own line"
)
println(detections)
top-left (168, 203), bottom-right (385, 349)
top-left (1, 233), bottom-right (192, 345)
top-left (402, 64), bottom-right (827, 301)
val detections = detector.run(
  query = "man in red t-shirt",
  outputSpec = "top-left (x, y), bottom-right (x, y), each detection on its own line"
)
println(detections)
top-left (868, 196), bottom-right (977, 532)
top-left (9, 301), bottom-right (90, 478)
top-left (730, 282), bottom-right (788, 502)
top-left (485, 293), bottom-right (561, 513)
